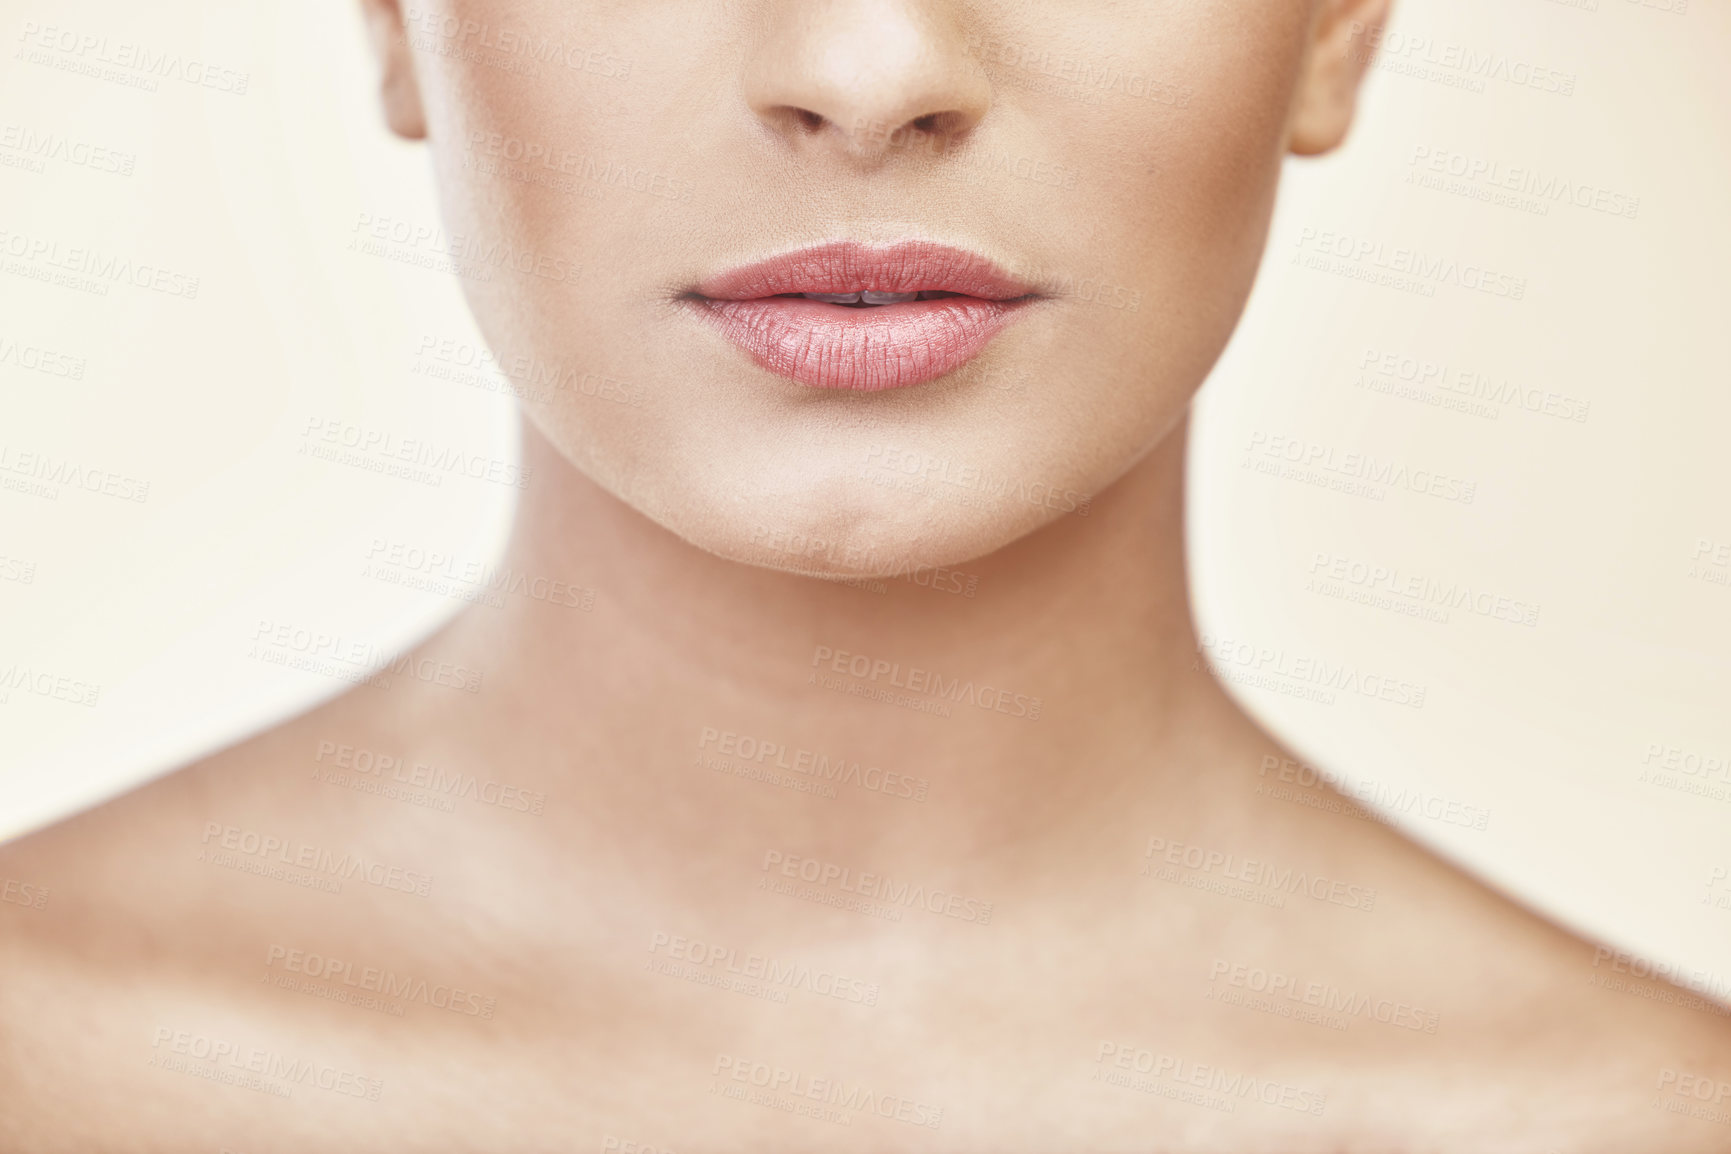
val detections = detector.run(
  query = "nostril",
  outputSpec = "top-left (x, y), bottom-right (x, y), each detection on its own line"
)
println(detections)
top-left (909, 110), bottom-right (977, 142)
top-left (762, 105), bottom-right (979, 150)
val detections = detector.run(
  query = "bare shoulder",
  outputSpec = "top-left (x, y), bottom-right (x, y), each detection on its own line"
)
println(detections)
top-left (0, 682), bottom-right (470, 1150)
top-left (1189, 705), bottom-right (1731, 1144)
top-left (0, 683), bottom-right (410, 917)
top-left (0, 671), bottom-right (481, 1018)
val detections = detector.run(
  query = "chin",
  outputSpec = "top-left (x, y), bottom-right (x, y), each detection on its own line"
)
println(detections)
top-left (665, 470), bottom-right (1061, 581)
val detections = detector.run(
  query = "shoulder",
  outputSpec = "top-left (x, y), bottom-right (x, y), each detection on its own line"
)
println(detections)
top-left (0, 681), bottom-right (421, 959)
top-left (1172, 700), bottom-right (1731, 1131)
top-left (0, 682), bottom-right (456, 1144)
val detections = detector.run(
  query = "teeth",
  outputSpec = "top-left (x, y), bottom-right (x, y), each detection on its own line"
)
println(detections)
top-left (796, 291), bottom-right (930, 305)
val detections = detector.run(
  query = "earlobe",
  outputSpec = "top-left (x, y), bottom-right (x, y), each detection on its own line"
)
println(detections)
top-left (358, 0), bottom-right (427, 141)
top-left (1288, 0), bottom-right (1395, 157)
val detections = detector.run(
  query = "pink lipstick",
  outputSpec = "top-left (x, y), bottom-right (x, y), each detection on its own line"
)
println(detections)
top-left (688, 240), bottom-right (1038, 392)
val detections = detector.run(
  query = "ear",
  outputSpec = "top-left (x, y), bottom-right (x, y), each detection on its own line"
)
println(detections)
top-left (1288, 0), bottom-right (1395, 157)
top-left (358, 0), bottom-right (427, 140)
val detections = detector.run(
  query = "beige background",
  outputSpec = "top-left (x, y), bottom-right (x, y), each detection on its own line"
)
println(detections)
top-left (1, 0), bottom-right (1727, 997)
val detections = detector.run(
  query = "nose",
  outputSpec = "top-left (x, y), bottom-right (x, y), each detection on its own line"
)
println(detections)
top-left (743, 1), bottom-right (991, 161)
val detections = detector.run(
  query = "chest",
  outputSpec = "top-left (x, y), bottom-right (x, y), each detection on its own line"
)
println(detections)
top-left (2, 930), bottom-right (1469, 1154)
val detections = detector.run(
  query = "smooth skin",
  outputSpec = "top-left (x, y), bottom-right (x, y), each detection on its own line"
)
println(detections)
top-left (3, 2), bottom-right (1729, 1151)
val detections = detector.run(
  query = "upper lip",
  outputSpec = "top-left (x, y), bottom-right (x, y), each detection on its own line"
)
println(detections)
top-left (692, 240), bottom-right (1039, 303)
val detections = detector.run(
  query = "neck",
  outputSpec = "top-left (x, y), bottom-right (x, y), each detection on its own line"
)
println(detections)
top-left (429, 409), bottom-right (1233, 872)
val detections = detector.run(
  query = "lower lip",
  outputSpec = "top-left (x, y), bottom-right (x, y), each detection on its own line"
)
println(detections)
top-left (693, 295), bottom-right (1027, 392)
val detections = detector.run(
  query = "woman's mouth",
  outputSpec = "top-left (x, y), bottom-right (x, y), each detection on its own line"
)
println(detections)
top-left (686, 240), bottom-right (1040, 392)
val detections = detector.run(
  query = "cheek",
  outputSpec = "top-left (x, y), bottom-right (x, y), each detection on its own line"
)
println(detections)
top-left (1093, 6), bottom-right (1303, 227)
top-left (1139, 23), bottom-right (1303, 266)
top-left (413, 2), bottom-right (632, 247)
top-left (411, 14), bottom-right (653, 435)
top-left (997, 24), bottom-right (1304, 495)
top-left (1104, 27), bottom-right (1304, 379)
